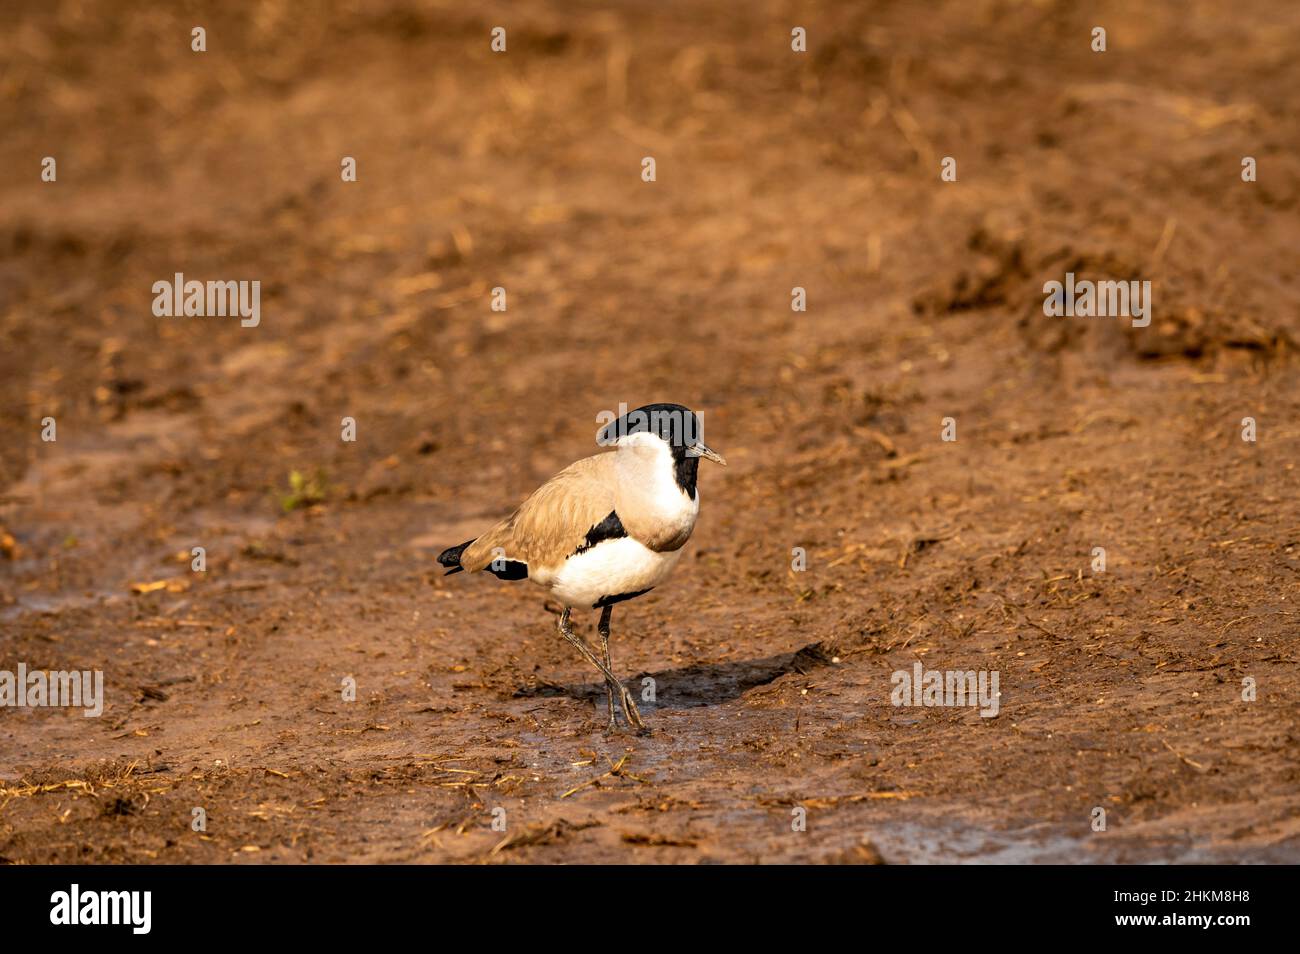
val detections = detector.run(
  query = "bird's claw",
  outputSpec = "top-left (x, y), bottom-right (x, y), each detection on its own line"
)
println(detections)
top-left (600, 681), bottom-right (648, 733)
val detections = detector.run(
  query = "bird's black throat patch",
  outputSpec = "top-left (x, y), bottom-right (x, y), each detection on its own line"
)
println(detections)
top-left (671, 447), bottom-right (700, 497)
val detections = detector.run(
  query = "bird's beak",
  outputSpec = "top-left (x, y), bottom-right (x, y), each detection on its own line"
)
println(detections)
top-left (689, 442), bottom-right (727, 465)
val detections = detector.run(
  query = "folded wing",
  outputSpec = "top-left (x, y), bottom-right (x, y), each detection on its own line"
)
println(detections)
top-left (459, 454), bottom-right (618, 575)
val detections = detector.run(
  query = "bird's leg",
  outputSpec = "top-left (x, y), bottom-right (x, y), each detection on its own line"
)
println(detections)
top-left (595, 606), bottom-right (645, 730)
top-left (557, 608), bottom-right (645, 731)
top-left (597, 605), bottom-right (618, 730)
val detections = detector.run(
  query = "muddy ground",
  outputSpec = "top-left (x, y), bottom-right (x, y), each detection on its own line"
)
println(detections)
top-left (1, 0), bottom-right (1298, 864)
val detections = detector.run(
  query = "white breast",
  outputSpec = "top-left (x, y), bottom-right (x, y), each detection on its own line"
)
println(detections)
top-left (550, 537), bottom-right (683, 609)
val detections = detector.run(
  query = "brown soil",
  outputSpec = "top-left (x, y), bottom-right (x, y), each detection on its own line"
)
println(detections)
top-left (2, 0), bottom-right (1299, 864)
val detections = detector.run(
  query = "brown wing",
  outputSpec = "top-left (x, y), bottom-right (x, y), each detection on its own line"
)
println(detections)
top-left (460, 454), bottom-right (617, 573)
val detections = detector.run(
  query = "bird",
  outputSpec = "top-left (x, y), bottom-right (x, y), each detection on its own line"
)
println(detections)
top-left (436, 403), bottom-right (725, 732)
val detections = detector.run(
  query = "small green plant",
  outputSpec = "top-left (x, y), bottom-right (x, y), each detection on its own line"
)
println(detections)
top-left (280, 469), bottom-right (328, 513)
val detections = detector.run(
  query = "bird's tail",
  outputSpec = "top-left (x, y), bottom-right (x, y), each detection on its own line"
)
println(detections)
top-left (436, 539), bottom-right (474, 575)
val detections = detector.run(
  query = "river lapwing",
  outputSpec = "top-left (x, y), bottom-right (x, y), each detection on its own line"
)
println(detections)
top-left (437, 403), bottom-right (725, 731)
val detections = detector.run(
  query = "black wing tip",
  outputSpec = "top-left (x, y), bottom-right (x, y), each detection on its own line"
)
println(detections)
top-left (437, 538), bottom-right (527, 581)
top-left (437, 539), bottom-right (475, 573)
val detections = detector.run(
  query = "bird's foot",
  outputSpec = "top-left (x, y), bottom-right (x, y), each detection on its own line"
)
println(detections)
top-left (619, 687), bottom-right (648, 733)
top-left (600, 681), bottom-right (648, 733)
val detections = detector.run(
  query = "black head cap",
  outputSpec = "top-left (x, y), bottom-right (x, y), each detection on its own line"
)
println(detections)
top-left (596, 403), bottom-right (702, 449)
top-left (596, 403), bottom-right (725, 497)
